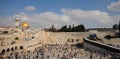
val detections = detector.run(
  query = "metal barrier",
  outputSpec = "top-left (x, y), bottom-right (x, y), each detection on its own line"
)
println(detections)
top-left (83, 37), bottom-right (120, 54)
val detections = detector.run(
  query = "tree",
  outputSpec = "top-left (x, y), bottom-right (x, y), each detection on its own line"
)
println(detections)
top-left (15, 37), bottom-right (19, 40)
top-left (68, 25), bottom-right (72, 32)
top-left (71, 24), bottom-right (75, 32)
top-left (73, 24), bottom-right (85, 32)
top-left (113, 24), bottom-right (119, 30)
top-left (48, 24), bottom-right (56, 32)
top-left (59, 25), bottom-right (67, 32)
top-left (58, 24), bottom-right (85, 32)
top-left (81, 24), bottom-right (85, 32)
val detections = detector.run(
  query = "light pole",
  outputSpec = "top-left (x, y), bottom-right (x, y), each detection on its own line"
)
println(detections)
top-left (119, 21), bottom-right (120, 32)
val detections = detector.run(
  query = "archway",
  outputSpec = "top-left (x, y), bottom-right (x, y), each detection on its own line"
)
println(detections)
top-left (15, 47), bottom-right (17, 50)
top-left (1, 49), bottom-right (5, 55)
top-left (7, 48), bottom-right (10, 52)
top-left (11, 47), bottom-right (14, 51)
top-left (71, 39), bottom-right (74, 43)
top-left (20, 46), bottom-right (23, 49)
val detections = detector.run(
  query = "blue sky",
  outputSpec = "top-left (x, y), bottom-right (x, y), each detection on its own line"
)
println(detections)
top-left (0, 0), bottom-right (117, 17)
top-left (0, 0), bottom-right (120, 28)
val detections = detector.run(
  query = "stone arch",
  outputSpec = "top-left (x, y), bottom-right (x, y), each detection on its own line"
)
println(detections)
top-left (11, 47), bottom-right (14, 51)
top-left (71, 39), bottom-right (74, 43)
top-left (7, 48), bottom-right (10, 52)
top-left (15, 46), bottom-right (17, 50)
top-left (32, 37), bottom-right (34, 39)
top-left (20, 46), bottom-right (23, 49)
top-left (67, 38), bottom-right (70, 42)
top-left (1, 49), bottom-right (5, 55)
top-left (76, 39), bottom-right (79, 42)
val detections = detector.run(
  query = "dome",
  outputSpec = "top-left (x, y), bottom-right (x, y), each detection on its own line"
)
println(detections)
top-left (21, 22), bottom-right (29, 28)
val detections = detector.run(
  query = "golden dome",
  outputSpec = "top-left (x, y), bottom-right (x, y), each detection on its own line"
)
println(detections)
top-left (21, 22), bottom-right (29, 28)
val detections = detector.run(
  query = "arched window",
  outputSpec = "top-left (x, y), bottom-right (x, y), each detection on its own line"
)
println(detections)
top-left (67, 38), bottom-right (70, 42)
top-left (32, 37), bottom-right (34, 39)
top-left (7, 48), bottom-right (10, 52)
top-left (72, 39), bottom-right (74, 43)
top-left (1, 49), bottom-right (5, 55)
top-left (15, 47), bottom-right (17, 50)
top-left (76, 39), bottom-right (79, 42)
top-left (11, 47), bottom-right (14, 51)
top-left (20, 46), bottom-right (23, 49)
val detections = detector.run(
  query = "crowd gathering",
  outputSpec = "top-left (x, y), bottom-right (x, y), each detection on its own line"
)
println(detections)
top-left (1, 43), bottom-right (120, 59)
top-left (111, 44), bottom-right (120, 49)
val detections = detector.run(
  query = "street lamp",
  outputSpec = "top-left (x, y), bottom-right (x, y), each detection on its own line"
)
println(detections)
top-left (119, 21), bottom-right (120, 32)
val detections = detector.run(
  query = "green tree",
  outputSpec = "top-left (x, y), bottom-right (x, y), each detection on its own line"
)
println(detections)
top-left (49, 24), bottom-right (56, 32)
top-left (68, 25), bottom-right (72, 32)
top-left (113, 24), bottom-right (119, 30)
top-left (71, 24), bottom-right (75, 32)
top-left (59, 24), bottom-right (85, 32)
top-left (74, 24), bottom-right (85, 32)
top-left (81, 24), bottom-right (85, 32)
top-left (15, 37), bottom-right (19, 40)
top-left (59, 25), bottom-right (67, 32)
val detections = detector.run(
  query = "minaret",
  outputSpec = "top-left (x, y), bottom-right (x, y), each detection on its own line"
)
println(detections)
top-left (15, 18), bottom-right (20, 28)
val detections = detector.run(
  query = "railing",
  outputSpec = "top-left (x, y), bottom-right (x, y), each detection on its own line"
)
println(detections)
top-left (83, 37), bottom-right (120, 53)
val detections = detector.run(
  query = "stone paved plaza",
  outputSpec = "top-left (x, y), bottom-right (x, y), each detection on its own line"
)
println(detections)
top-left (2, 44), bottom-right (113, 59)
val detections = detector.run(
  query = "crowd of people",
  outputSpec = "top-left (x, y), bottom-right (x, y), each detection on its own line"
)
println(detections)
top-left (111, 45), bottom-right (120, 49)
top-left (1, 44), bottom-right (118, 59)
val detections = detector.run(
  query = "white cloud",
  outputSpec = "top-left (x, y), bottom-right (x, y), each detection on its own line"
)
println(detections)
top-left (108, 0), bottom-right (120, 12)
top-left (0, 17), bottom-right (14, 26)
top-left (25, 6), bottom-right (36, 11)
top-left (12, 12), bottom-right (30, 21)
top-left (1, 9), bottom-right (119, 28)
top-left (62, 9), bottom-right (113, 27)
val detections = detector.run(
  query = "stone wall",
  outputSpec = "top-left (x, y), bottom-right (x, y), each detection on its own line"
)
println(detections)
top-left (0, 30), bottom-right (115, 54)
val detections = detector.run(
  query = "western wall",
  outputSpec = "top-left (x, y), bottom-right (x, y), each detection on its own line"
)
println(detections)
top-left (0, 29), bottom-right (114, 53)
